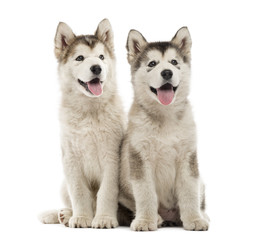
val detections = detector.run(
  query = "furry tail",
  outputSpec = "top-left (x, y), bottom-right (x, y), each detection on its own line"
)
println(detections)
top-left (38, 210), bottom-right (59, 224)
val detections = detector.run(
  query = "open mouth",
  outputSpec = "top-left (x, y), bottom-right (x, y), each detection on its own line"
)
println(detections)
top-left (150, 83), bottom-right (178, 105)
top-left (78, 78), bottom-right (103, 96)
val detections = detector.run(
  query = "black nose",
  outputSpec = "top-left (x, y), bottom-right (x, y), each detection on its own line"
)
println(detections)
top-left (161, 69), bottom-right (173, 80)
top-left (90, 65), bottom-right (102, 75)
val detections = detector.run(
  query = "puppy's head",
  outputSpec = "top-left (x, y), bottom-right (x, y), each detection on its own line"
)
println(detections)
top-left (126, 27), bottom-right (191, 106)
top-left (55, 19), bottom-right (114, 97)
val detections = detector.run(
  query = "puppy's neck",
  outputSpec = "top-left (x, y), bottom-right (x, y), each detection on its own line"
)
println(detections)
top-left (60, 82), bottom-right (116, 115)
top-left (135, 98), bottom-right (189, 122)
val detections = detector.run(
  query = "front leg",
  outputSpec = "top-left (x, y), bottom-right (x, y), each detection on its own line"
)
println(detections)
top-left (92, 159), bottom-right (119, 228)
top-left (129, 146), bottom-right (158, 231)
top-left (63, 156), bottom-right (94, 228)
top-left (176, 151), bottom-right (209, 231)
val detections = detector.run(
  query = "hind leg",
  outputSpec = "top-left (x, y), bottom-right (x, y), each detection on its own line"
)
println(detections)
top-left (58, 208), bottom-right (72, 227)
top-left (38, 181), bottom-right (73, 225)
top-left (60, 180), bottom-right (72, 208)
top-left (200, 181), bottom-right (210, 223)
top-left (58, 181), bottom-right (73, 226)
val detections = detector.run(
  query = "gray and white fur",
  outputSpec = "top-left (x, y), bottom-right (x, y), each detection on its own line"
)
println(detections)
top-left (119, 27), bottom-right (210, 231)
top-left (39, 19), bottom-right (125, 229)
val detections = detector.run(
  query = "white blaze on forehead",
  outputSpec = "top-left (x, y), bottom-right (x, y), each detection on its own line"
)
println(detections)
top-left (146, 48), bottom-right (181, 63)
top-left (72, 43), bottom-right (106, 59)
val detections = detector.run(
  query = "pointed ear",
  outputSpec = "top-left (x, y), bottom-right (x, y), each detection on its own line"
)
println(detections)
top-left (171, 27), bottom-right (192, 61)
top-left (54, 22), bottom-right (75, 59)
top-left (95, 19), bottom-right (114, 51)
top-left (126, 30), bottom-right (147, 64)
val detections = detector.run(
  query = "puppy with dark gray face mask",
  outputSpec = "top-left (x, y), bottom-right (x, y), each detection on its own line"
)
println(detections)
top-left (119, 27), bottom-right (209, 231)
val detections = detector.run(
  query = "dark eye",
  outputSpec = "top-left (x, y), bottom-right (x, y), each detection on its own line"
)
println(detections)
top-left (99, 55), bottom-right (104, 60)
top-left (75, 55), bottom-right (84, 61)
top-left (148, 61), bottom-right (157, 67)
top-left (171, 59), bottom-right (178, 65)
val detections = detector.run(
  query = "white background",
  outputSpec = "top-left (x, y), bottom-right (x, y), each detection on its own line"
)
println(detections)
top-left (0, 0), bottom-right (255, 239)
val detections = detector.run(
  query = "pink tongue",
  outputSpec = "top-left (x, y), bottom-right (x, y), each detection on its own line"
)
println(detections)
top-left (87, 80), bottom-right (102, 96)
top-left (156, 87), bottom-right (175, 105)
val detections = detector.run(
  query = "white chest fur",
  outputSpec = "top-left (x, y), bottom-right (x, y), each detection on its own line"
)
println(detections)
top-left (60, 105), bottom-right (122, 185)
top-left (130, 113), bottom-right (191, 209)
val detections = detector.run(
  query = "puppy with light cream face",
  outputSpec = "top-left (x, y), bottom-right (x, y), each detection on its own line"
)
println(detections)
top-left (119, 27), bottom-right (210, 231)
top-left (39, 19), bottom-right (125, 229)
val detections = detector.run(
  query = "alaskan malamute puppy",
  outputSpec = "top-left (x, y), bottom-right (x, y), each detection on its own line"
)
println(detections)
top-left (119, 27), bottom-right (209, 231)
top-left (39, 19), bottom-right (124, 228)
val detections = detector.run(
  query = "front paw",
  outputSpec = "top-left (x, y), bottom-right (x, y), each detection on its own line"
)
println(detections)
top-left (130, 218), bottom-right (157, 231)
top-left (92, 215), bottom-right (118, 229)
top-left (68, 216), bottom-right (92, 228)
top-left (183, 218), bottom-right (209, 231)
